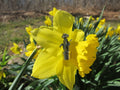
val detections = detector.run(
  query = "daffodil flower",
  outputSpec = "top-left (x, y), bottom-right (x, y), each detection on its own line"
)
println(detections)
top-left (0, 67), bottom-right (6, 80)
top-left (118, 37), bottom-right (120, 40)
top-left (25, 27), bottom-right (41, 58)
top-left (106, 27), bottom-right (115, 38)
top-left (10, 43), bottom-right (22, 54)
top-left (79, 17), bottom-right (83, 25)
top-left (0, 71), bottom-right (6, 80)
top-left (31, 10), bottom-right (99, 90)
top-left (44, 16), bottom-right (52, 26)
top-left (115, 25), bottom-right (120, 34)
top-left (95, 18), bottom-right (106, 32)
top-left (26, 25), bottom-right (33, 35)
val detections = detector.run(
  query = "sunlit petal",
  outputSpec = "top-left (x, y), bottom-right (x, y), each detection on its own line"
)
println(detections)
top-left (31, 26), bottom-right (62, 48)
top-left (58, 61), bottom-right (77, 90)
top-left (31, 48), bottom-right (63, 79)
top-left (53, 10), bottom-right (74, 34)
top-left (70, 29), bottom-right (84, 42)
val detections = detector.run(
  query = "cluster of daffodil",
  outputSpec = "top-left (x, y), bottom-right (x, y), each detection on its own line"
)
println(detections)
top-left (9, 7), bottom-right (120, 90)
top-left (106, 25), bottom-right (120, 39)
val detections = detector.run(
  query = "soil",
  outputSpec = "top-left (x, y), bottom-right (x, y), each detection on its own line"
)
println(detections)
top-left (0, 9), bottom-right (120, 22)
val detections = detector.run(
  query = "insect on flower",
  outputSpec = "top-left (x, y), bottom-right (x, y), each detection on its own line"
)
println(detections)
top-left (60, 33), bottom-right (70, 60)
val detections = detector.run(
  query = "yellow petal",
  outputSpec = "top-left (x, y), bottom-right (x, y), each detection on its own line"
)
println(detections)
top-left (58, 62), bottom-right (77, 90)
top-left (70, 29), bottom-right (84, 42)
top-left (115, 25), bottom-right (120, 34)
top-left (56, 56), bottom-right (64, 75)
top-left (10, 43), bottom-right (22, 54)
top-left (79, 17), bottom-right (83, 25)
top-left (31, 48), bottom-right (63, 79)
top-left (49, 7), bottom-right (58, 16)
top-left (31, 26), bottom-right (62, 48)
top-left (3, 72), bottom-right (6, 78)
top-left (53, 10), bottom-right (74, 34)
top-left (44, 16), bottom-right (52, 26)
top-left (26, 25), bottom-right (32, 35)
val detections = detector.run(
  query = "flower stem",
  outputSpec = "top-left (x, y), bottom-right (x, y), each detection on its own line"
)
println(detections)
top-left (9, 48), bottom-right (38, 90)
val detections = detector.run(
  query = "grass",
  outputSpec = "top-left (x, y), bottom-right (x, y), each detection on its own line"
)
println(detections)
top-left (0, 16), bottom-right (45, 51)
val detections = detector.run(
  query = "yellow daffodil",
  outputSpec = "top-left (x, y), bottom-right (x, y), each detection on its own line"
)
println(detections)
top-left (25, 41), bottom-right (41, 59)
top-left (106, 27), bottom-right (115, 38)
top-left (25, 27), bottom-right (41, 58)
top-left (10, 43), bottom-right (22, 54)
top-left (0, 67), bottom-right (6, 80)
top-left (95, 18), bottom-right (105, 32)
top-left (44, 16), bottom-right (52, 26)
top-left (49, 7), bottom-right (58, 16)
top-left (26, 25), bottom-right (34, 42)
top-left (115, 25), bottom-right (120, 34)
top-left (92, 17), bottom-right (95, 21)
top-left (26, 25), bottom-right (32, 35)
top-left (0, 71), bottom-right (6, 80)
top-left (79, 17), bottom-right (83, 25)
top-left (89, 23), bottom-right (93, 29)
top-left (118, 37), bottom-right (120, 40)
top-left (31, 10), bottom-right (99, 90)
top-left (99, 18), bottom-right (105, 25)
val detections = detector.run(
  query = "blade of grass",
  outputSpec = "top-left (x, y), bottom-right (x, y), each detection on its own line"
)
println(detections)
top-left (9, 47), bottom-right (38, 90)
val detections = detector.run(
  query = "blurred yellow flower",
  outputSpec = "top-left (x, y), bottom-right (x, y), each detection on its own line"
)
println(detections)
top-left (95, 18), bottom-right (105, 32)
top-left (25, 26), bottom-right (41, 59)
top-left (99, 18), bottom-right (105, 25)
top-left (31, 10), bottom-right (99, 90)
top-left (25, 41), bottom-right (41, 59)
top-left (106, 27), bottom-right (115, 38)
top-left (115, 25), bottom-right (120, 34)
top-left (0, 67), bottom-right (6, 80)
top-left (49, 7), bottom-right (58, 16)
top-left (92, 17), bottom-right (95, 21)
top-left (10, 43), bottom-right (22, 54)
top-left (44, 16), bottom-right (52, 26)
top-left (79, 17), bottom-right (83, 25)
top-left (89, 23), bottom-right (93, 29)
top-left (0, 71), bottom-right (6, 80)
top-left (118, 37), bottom-right (120, 40)
top-left (26, 25), bottom-right (34, 42)
top-left (26, 25), bottom-right (33, 35)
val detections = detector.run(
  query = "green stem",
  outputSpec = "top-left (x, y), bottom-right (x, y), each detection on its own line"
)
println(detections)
top-left (9, 48), bottom-right (38, 90)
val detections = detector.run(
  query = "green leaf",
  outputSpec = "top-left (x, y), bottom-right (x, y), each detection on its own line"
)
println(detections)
top-left (106, 80), bottom-right (120, 87)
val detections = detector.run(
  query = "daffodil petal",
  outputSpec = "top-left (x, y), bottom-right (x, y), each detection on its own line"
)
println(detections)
top-left (10, 43), bottom-right (22, 54)
top-left (58, 62), bottom-right (77, 90)
top-left (44, 16), bottom-right (52, 26)
top-left (53, 10), bottom-right (74, 34)
top-left (31, 26), bottom-right (62, 48)
top-left (70, 29), bottom-right (84, 42)
top-left (31, 48), bottom-right (63, 79)
top-left (49, 7), bottom-right (58, 16)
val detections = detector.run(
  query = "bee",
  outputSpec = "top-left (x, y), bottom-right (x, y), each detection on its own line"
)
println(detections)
top-left (60, 33), bottom-right (70, 60)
